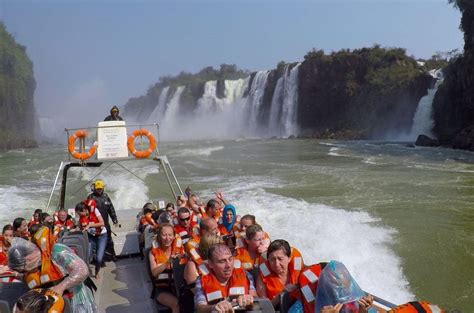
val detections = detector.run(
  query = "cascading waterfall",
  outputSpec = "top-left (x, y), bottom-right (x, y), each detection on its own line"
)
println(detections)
top-left (161, 86), bottom-right (185, 129)
top-left (196, 79), bottom-right (248, 114)
top-left (246, 71), bottom-right (270, 134)
top-left (409, 73), bottom-right (444, 140)
top-left (268, 63), bottom-right (301, 137)
top-left (147, 86), bottom-right (169, 124)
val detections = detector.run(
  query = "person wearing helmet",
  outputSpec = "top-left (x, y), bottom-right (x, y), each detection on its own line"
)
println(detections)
top-left (104, 105), bottom-right (123, 121)
top-left (87, 180), bottom-right (119, 262)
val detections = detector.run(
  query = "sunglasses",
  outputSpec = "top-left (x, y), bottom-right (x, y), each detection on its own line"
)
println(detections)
top-left (179, 217), bottom-right (191, 222)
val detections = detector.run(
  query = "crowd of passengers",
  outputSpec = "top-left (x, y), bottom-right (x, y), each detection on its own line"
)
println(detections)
top-left (0, 185), bottom-right (442, 313)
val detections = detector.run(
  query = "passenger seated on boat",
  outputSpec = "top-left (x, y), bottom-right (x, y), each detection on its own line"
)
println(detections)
top-left (195, 243), bottom-right (256, 313)
top-left (202, 199), bottom-right (221, 221)
top-left (53, 209), bottom-right (74, 237)
top-left (174, 207), bottom-right (199, 244)
top-left (28, 209), bottom-right (42, 228)
top-left (8, 227), bottom-right (97, 312)
top-left (0, 224), bottom-right (13, 265)
top-left (185, 217), bottom-right (220, 263)
top-left (315, 260), bottom-right (374, 313)
top-left (188, 193), bottom-right (206, 218)
top-left (184, 233), bottom-right (222, 288)
top-left (218, 204), bottom-right (239, 237)
top-left (176, 195), bottom-right (189, 210)
top-left (165, 202), bottom-right (176, 218)
top-left (13, 218), bottom-right (30, 240)
top-left (149, 224), bottom-right (186, 313)
top-left (39, 213), bottom-right (55, 232)
top-left (235, 224), bottom-right (269, 271)
top-left (256, 239), bottom-right (304, 308)
top-left (234, 214), bottom-right (271, 249)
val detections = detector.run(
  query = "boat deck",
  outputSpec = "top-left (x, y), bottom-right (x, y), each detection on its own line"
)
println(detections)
top-left (94, 208), bottom-right (156, 313)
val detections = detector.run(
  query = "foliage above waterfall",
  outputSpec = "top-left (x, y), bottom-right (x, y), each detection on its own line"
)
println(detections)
top-left (431, 1), bottom-right (474, 149)
top-left (297, 45), bottom-right (433, 138)
top-left (0, 22), bottom-right (37, 150)
top-left (123, 64), bottom-right (249, 120)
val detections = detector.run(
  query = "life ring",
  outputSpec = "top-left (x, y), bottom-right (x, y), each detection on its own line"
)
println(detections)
top-left (68, 130), bottom-right (97, 160)
top-left (127, 128), bottom-right (156, 158)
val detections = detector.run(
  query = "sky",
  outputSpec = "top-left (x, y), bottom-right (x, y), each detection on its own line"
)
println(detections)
top-left (0, 0), bottom-right (463, 125)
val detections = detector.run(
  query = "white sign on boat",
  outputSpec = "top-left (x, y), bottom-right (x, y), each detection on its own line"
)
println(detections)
top-left (97, 121), bottom-right (129, 159)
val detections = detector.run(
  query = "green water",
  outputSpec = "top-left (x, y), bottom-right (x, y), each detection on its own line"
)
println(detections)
top-left (0, 139), bottom-right (472, 311)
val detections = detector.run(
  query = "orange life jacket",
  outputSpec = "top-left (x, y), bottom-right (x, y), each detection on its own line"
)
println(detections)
top-left (298, 263), bottom-right (323, 313)
top-left (140, 212), bottom-right (156, 227)
top-left (35, 289), bottom-right (65, 313)
top-left (258, 247), bottom-right (304, 300)
top-left (388, 301), bottom-right (445, 313)
top-left (234, 246), bottom-right (260, 270)
top-left (185, 236), bottom-right (202, 264)
top-left (174, 223), bottom-right (199, 243)
top-left (201, 266), bottom-right (250, 304)
top-left (25, 227), bottom-right (64, 290)
top-left (150, 236), bottom-right (186, 287)
top-left (53, 219), bottom-right (74, 236)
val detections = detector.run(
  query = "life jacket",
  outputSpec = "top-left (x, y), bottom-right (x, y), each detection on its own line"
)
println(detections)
top-left (140, 212), bottom-right (156, 227)
top-left (174, 223), bottom-right (199, 243)
top-left (388, 301), bottom-right (445, 313)
top-left (84, 200), bottom-right (103, 236)
top-left (35, 289), bottom-right (65, 313)
top-left (0, 236), bottom-right (9, 265)
top-left (0, 269), bottom-right (22, 283)
top-left (28, 216), bottom-right (40, 228)
top-left (234, 246), bottom-right (259, 270)
top-left (298, 263), bottom-right (324, 313)
top-left (53, 219), bottom-right (74, 236)
top-left (150, 236), bottom-right (186, 287)
top-left (218, 223), bottom-right (240, 237)
top-left (25, 227), bottom-right (64, 289)
top-left (258, 247), bottom-right (304, 300)
top-left (201, 266), bottom-right (250, 304)
top-left (185, 236), bottom-right (202, 265)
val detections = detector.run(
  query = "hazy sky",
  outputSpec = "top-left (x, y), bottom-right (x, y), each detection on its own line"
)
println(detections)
top-left (0, 0), bottom-right (463, 122)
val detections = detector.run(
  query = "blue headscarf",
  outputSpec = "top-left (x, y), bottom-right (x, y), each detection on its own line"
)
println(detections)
top-left (221, 204), bottom-right (237, 233)
top-left (315, 260), bottom-right (375, 313)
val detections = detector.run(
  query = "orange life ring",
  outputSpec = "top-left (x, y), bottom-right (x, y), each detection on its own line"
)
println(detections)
top-left (68, 130), bottom-right (97, 160)
top-left (127, 128), bottom-right (156, 158)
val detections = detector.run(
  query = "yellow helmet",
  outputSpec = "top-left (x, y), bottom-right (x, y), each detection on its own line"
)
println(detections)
top-left (94, 180), bottom-right (105, 190)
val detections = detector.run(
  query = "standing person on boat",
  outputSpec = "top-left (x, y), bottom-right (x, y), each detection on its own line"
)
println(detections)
top-left (149, 224), bottom-right (185, 313)
top-left (195, 243), bottom-right (256, 313)
top-left (256, 239), bottom-right (304, 309)
top-left (76, 200), bottom-right (107, 278)
top-left (8, 226), bottom-right (98, 313)
top-left (87, 179), bottom-right (119, 262)
top-left (103, 105), bottom-right (123, 121)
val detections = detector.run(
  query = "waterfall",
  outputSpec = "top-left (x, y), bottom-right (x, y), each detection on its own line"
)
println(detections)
top-left (268, 63), bottom-right (301, 137)
top-left (147, 86), bottom-right (169, 124)
top-left (246, 71), bottom-right (270, 134)
top-left (197, 78), bottom-right (248, 114)
top-left (162, 86), bottom-right (185, 127)
top-left (409, 79), bottom-right (443, 140)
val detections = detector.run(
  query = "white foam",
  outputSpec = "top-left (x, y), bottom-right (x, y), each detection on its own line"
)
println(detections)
top-left (176, 146), bottom-right (224, 157)
top-left (215, 177), bottom-right (413, 304)
top-left (328, 147), bottom-right (344, 157)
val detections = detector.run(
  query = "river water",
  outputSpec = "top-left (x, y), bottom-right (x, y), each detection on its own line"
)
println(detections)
top-left (0, 139), bottom-right (472, 311)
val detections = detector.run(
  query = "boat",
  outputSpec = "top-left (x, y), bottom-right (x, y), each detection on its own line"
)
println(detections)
top-left (0, 121), bottom-right (440, 313)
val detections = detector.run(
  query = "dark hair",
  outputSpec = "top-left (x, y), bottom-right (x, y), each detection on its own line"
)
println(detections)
top-left (177, 207), bottom-right (190, 216)
top-left (267, 239), bottom-right (291, 258)
top-left (16, 289), bottom-right (55, 313)
top-left (39, 212), bottom-right (50, 223)
top-left (2, 224), bottom-right (13, 234)
top-left (165, 202), bottom-right (175, 210)
top-left (29, 224), bottom-right (42, 237)
top-left (75, 202), bottom-right (87, 213)
top-left (240, 214), bottom-right (256, 224)
top-left (13, 218), bottom-right (26, 232)
top-left (206, 199), bottom-right (219, 210)
top-left (34, 209), bottom-right (42, 215)
top-left (245, 224), bottom-right (263, 241)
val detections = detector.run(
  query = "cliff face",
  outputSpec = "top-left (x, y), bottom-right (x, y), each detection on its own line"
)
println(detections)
top-left (297, 47), bottom-right (433, 139)
top-left (432, 1), bottom-right (474, 149)
top-left (0, 23), bottom-right (37, 150)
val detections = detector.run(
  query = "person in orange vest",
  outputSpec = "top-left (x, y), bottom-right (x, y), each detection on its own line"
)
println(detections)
top-left (174, 207), bottom-right (199, 244)
top-left (218, 204), bottom-right (239, 236)
top-left (234, 224), bottom-right (269, 270)
top-left (28, 209), bottom-right (42, 228)
top-left (184, 217), bottom-right (220, 266)
top-left (256, 239), bottom-right (304, 308)
top-left (203, 199), bottom-right (222, 221)
top-left (195, 243), bottom-right (256, 313)
top-left (8, 227), bottom-right (97, 312)
top-left (149, 224), bottom-right (185, 313)
top-left (53, 209), bottom-right (74, 237)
